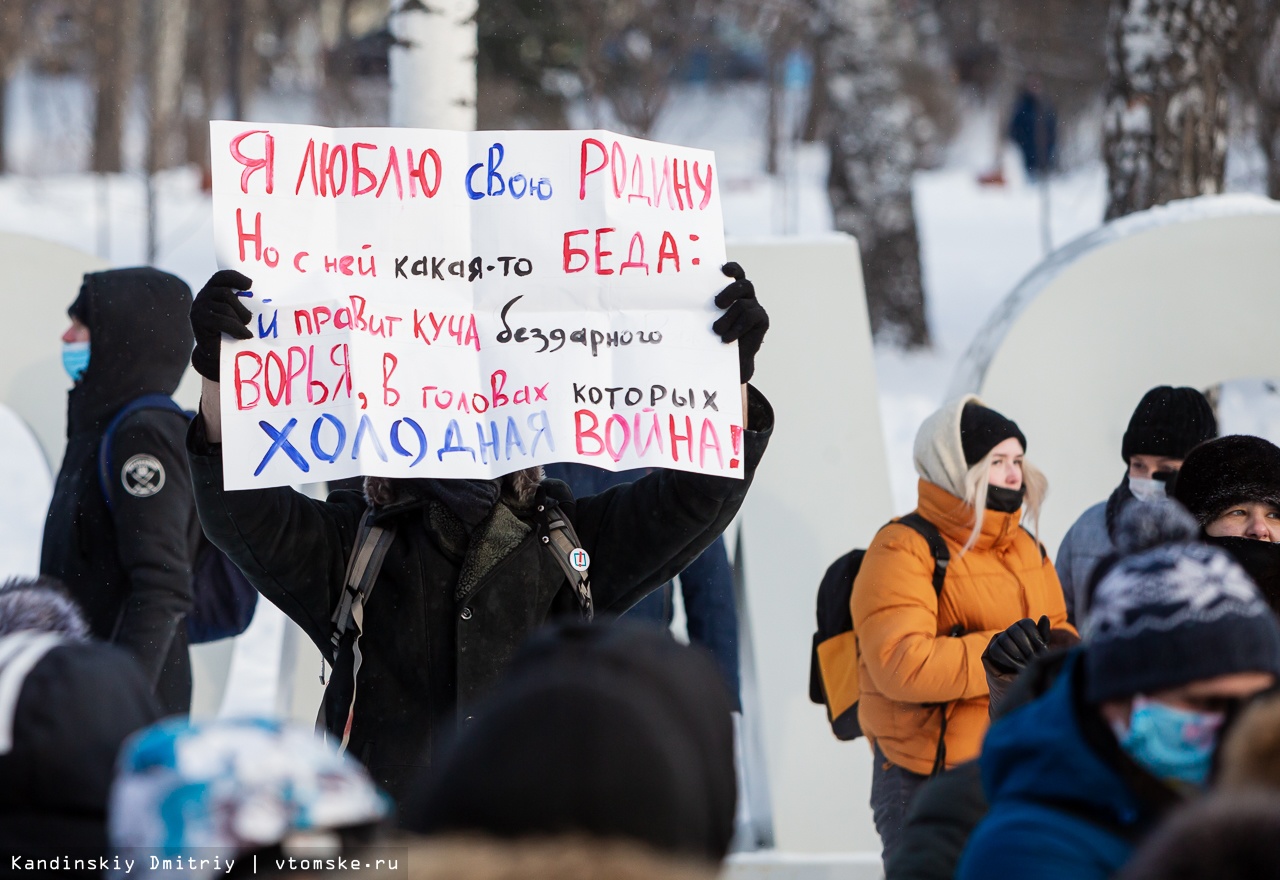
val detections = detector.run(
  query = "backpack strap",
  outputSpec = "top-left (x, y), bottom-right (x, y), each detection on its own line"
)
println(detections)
top-left (97, 394), bottom-right (189, 512)
top-left (534, 494), bottom-right (593, 621)
top-left (328, 508), bottom-right (395, 753)
top-left (897, 512), bottom-right (950, 596)
top-left (894, 511), bottom-right (959, 777)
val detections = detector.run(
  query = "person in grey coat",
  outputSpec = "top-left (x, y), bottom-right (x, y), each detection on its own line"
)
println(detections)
top-left (1056, 386), bottom-right (1215, 625)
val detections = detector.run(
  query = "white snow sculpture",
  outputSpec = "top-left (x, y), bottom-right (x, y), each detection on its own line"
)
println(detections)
top-left (950, 194), bottom-right (1280, 552)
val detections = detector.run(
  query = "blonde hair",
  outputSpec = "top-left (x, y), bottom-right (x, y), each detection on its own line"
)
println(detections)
top-left (958, 452), bottom-right (1048, 555)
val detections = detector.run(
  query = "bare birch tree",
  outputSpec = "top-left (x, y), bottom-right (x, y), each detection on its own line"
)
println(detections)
top-left (1232, 0), bottom-right (1280, 197)
top-left (819, 0), bottom-right (930, 347)
top-left (1103, 0), bottom-right (1239, 220)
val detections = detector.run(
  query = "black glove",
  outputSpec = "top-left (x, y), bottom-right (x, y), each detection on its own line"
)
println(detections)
top-left (983, 616), bottom-right (1051, 676)
top-left (190, 270), bottom-right (254, 382)
top-left (712, 262), bottom-right (768, 383)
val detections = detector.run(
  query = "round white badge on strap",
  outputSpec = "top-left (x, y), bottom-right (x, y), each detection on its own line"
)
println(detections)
top-left (569, 548), bottom-right (590, 572)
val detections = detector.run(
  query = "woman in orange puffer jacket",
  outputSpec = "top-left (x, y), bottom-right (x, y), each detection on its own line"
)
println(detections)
top-left (852, 396), bottom-right (1074, 861)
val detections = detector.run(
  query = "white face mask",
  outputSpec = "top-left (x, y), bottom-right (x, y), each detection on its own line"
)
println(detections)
top-left (1129, 477), bottom-right (1167, 502)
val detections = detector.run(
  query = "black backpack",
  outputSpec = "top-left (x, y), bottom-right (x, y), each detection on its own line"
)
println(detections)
top-left (809, 513), bottom-right (950, 742)
top-left (97, 394), bottom-right (258, 644)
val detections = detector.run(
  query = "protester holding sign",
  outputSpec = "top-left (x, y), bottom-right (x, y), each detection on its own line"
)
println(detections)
top-left (185, 262), bottom-right (771, 802)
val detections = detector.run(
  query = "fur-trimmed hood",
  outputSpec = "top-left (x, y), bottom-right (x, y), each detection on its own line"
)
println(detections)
top-left (363, 468), bottom-right (545, 509)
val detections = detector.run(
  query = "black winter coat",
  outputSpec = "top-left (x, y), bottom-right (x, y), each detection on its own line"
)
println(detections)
top-left (189, 389), bottom-right (773, 802)
top-left (40, 268), bottom-right (199, 714)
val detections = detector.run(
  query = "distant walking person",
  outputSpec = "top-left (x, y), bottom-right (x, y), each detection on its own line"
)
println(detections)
top-left (40, 268), bottom-right (199, 714)
top-left (1009, 80), bottom-right (1057, 180)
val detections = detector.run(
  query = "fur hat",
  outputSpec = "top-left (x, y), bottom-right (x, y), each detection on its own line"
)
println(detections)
top-left (1121, 386), bottom-right (1217, 464)
top-left (404, 621), bottom-right (737, 863)
top-left (0, 576), bottom-right (90, 640)
top-left (1172, 435), bottom-right (1280, 526)
top-left (1084, 499), bottom-right (1280, 703)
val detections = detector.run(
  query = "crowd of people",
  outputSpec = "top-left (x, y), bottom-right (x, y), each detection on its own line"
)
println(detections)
top-left (8, 256), bottom-right (1280, 880)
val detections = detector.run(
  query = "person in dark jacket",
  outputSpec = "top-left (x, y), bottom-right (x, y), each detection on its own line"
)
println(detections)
top-left (1172, 434), bottom-right (1280, 613)
top-left (1056, 386), bottom-right (1217, 625)
top-left (185, 264), bottom-right (771, 803)
top-left (40, 268), bottom-right (200, 714)
top-left (958, 500), bottom-right (1280, 880)
top-left (1008, 80), bottom-right (1057, 179)
top-left (0, 575), bottom-right (91, 639)
top-left (0, 631), bottom-right (161, 877)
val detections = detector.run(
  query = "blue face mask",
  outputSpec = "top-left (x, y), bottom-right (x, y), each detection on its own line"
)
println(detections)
top-left (1111, 696), bottom-right (1224, 788)
top-left (62, 341), bottom-right (90, 382)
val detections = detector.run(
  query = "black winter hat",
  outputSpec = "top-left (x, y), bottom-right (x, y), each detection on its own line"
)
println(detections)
top-left (404, 621), bottom-right (737, 863)
top-left (1121, 386), bottom-right (1217, 464)
top-left (960, 402), bottom-right (1026, 467)
top-left (1171, 435), bottom-right (1280, 526)
top-left (1083, 500), bottom-right (1280, 703)
top-left (0, 633), bottom-right (161, 865)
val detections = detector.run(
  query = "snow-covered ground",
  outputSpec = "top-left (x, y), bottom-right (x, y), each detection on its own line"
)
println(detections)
top-left (1, 80), bottom-right (1273, 576)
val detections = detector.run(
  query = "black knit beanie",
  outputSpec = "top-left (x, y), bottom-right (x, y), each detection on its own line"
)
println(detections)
top-left (1121, 386), bottom-right (1217, 464)
top-left (1083, 500), bottom-right (1280, 703)
top-left (404, 621), bottom-right (737, 863)
top-left (960, 402), bottom-right (1026, 467)
top-left (1171, 435), bottom-right (1280, 526)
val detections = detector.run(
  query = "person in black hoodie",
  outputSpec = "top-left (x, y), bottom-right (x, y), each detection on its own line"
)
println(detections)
top-left (40, 268), bottom-right (200, 714)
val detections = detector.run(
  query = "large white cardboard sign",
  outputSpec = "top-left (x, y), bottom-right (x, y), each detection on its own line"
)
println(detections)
top-left (210, 122), bottom-right (739, 489)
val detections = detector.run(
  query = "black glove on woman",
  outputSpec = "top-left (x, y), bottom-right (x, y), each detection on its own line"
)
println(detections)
top-left (712, 262), bottom-right (769, 383)
top-left (190, 270), bottom-right (254, 382)
top-left (983, 616), bottom-right (1051, 675)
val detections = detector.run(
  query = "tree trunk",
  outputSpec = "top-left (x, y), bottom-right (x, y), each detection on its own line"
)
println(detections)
top-left (146, 0), bottom-right (189, 174)
top-left (1103, 0), bottom-right (1238, 221)
top-left (144, 0), bottom-right (189, 262)
top-left (820, 0), bottom-right (930, 348)
top-left (1248, 4), bottom-right (1280, 199)
top-left (91, 0), bottom-right (141, 173)
top-left (389, 0), bottom-right (478, 129)
top-left (0, 0), bottom-right (28, 174)
top-left (800, 31), bottom-right (828, 143)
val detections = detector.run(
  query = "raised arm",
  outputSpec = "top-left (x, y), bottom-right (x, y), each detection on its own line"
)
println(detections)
top-left (186, 269), bottom-right (357, 649)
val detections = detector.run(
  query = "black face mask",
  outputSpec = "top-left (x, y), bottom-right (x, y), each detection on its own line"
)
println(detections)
top-left (986, 485), bottom-right (1026, 513)
top-left (1205, 535), bottom-right (1280, 614)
